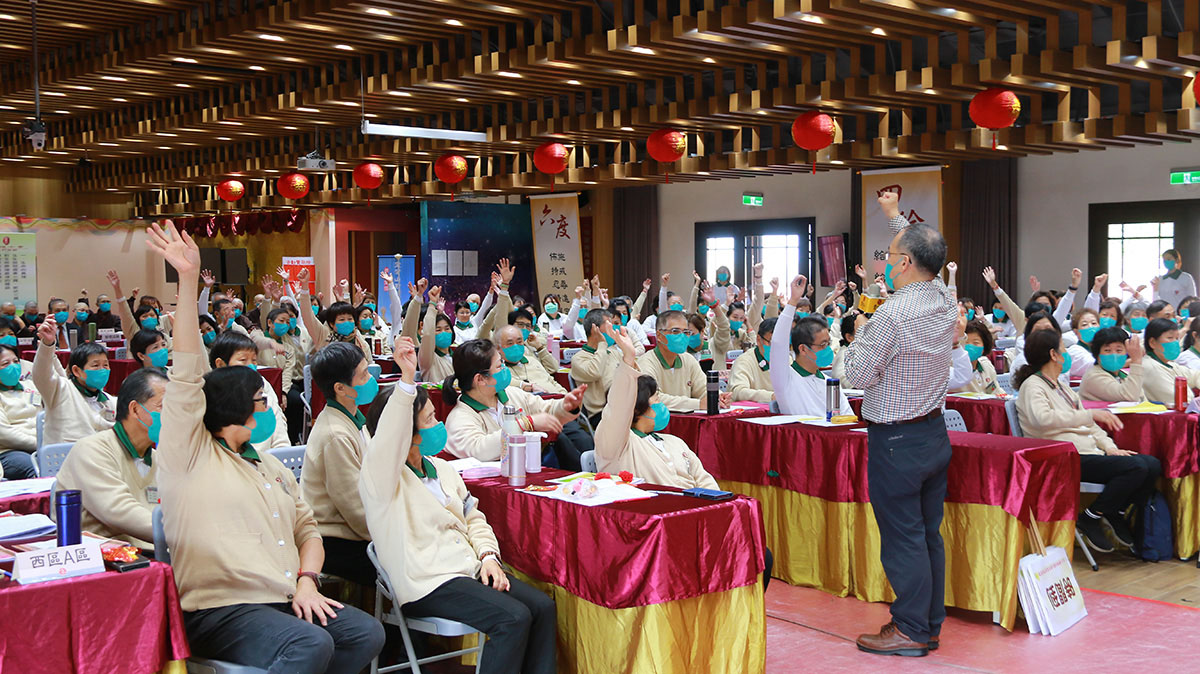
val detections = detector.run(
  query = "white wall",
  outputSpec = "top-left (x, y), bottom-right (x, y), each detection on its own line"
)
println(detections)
top-left (657, 170), bottom-right (853, 297)
top-left (1017, 140), bottom-right (1200, 286)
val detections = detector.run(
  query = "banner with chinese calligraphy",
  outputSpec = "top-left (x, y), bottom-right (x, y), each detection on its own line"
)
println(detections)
top-left (528, 193), bottom-right (585, 306)
top-left (0, 233), bottom-right (36, 304)
top-left (281, 256), bottom-right (317, 294)
top-left (861, 166), bottom-right (942, 276)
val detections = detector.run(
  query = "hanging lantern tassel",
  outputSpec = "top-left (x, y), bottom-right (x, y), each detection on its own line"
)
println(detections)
top-left (992, 132), bottom-right (997, 150)
top-left (646, 129), bottom-right (686, 186)
top-left (969, 88), bottom-right (1020, 152)
top-left (665, 171), bottom-right (669, 184)
top-left (533, 142), bottom-right (570, 193)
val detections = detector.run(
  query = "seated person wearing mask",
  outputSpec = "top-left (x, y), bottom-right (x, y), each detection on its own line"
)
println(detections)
top-left (728, 318), bottom-right (776, 403)
top-left (130, 329), bottom-right (171, 371)
top-left (637, 310), bottom-right (730, 411)
top-left (149, 220), bottom-right (384, 673)
top-left (595, 324), bottom-right (774, 588)
top-left (1080, 327), bottom-right (1145, 403)
top-left (0, 343), bottom-right (37, 479)
top-left (259, 308), bottom-right (305, 444)
top-left (417, 286), bottom-right (457, 384)
top-left (771, 275), bottom-right (850, 417)
top-left (294, 268), bottom-right (372, 360)
top-left (1065, 309), bottom-right (1100, 378)
top-left (952, 320), bottom-right (999, 394)
top-left (1142, 317), bottom-right (1200, 405)
top-left (507, 307), bottom-right (559, 378)
top-left (53, 368), bottom-right (166, 548)
top-left (33, 317), bottom-right (115, 445)
top-left (208, 332), bottom-right (291, 454)
top-left (302, 342), bottom-right (379, 587)
top-left (89, 293), bottom-right (122, 330)
top-left (362, 337), bottom-right (557, 674)
top-left (17, 301), bottom-right (42, 339)
top-left (1180, 317), bottom-right (1200, 370)
top-left (569, 308), bottom-right (644, 425)
top-left (496, 324), bottom-right (564, 394)
top-left (45, 298), bottom-right (82, 347)
top-left (1014, 328), bottom-right (1161, 553)
top-left (830, 314), bottom-right (858, 383)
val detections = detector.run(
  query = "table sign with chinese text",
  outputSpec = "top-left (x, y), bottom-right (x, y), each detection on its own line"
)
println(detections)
top-left (13, 541), bottom-right (105, 584)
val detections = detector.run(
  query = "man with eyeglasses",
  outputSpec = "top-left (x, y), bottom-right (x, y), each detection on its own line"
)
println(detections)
top-left (637, 310), bottom-right (731, 411)
top-left (770, 275), bottom-right (850, 418)
top-left (844, 192), bottom-right (957, 658)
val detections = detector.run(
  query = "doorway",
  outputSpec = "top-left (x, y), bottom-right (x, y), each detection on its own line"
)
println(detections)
top-left (1088, 200), bottom-right (1200, 295)
top-left (693, 217), bottom-right (816, 290)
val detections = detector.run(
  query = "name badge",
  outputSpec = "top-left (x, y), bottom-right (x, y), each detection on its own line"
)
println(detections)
top-left (145, 485), bottom-right (159, 504)
top-left (13, 542), bottom-right (105, 584)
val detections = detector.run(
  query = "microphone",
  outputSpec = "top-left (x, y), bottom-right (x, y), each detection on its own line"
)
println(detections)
top-left (858, 282), bottom-right (885, 315)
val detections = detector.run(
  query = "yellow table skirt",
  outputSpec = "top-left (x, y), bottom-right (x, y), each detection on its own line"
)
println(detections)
top-left (511, 569), bottom-right (765, 674)
top-left (160, 661), bottom-right (185, 674)
top-left (1164, 474), bottom-right (1200, 560)
top-left (721, 480), bottom-right (1074, 631)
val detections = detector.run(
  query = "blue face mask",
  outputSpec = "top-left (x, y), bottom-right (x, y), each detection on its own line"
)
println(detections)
top-left (272, 322), bottom-right (290, 337)
top-left (1183, 309), bottom-right (1192, 319)
top-left (669, 303), bottom-right (684, 312)
top-left (717, 272), bottom-right (730, 283)
top-left (1130, 316), bottom-right (1148, 331)
top-left (993, 308), bottom-right (1007, 322)
top-left (688, 333), bottom-right (703, 350)
top-left (435, 331), bottom-right (453, 350)
top-left (620, 313), bottom-right (629, 325)
top-left (359, 318), bottom-right (374, 332)
top-left (1099, 316), bottom-right (1117, 329)
top-left (545, 303), bottom-right (559, 315)
top-left (664, 333), bottom-right (689, 355)
top-left (649, 401), bottom-right (671, 432)
top-left (827, 317), bottom-right (835, 328)
top-left (54, 310), bottom-right (69, 324)
top-left (468, 301), bottom-right (480, 313)
top-left (1165, 259), bottom-right (1177, 272)
top-left (796, 312), bottom-right (810, 319)
top-left (1078, 326), bottom-right (1098, 344)
top-left (75, 310), bottom-right (89, 322)
top-left (966, 309), bottom-right (975, 321)
top-left (418, 422), bottom-right (448, 456)
top-left (364, 303), bottom-right (376, 312)
top-left (502, 343), bottom-right (526, 363)
top-left (1099, 353), bottom-right (1128, 373)
top-left (698, 305), bottom-right (711, 317)
top-left (1162, 340), bottom-right (1182, 362)
top-left (141, 316), bottom-right (159, 330)
top-left (520, 328), bottom-right (531, 341)
top-left (963, 343), bottom-right (984, 363)
top-left (761, 345), bottom-right (771, 361)
top-left (335, 320), bottom-right (356, 336)
top-left (288, 317), bottom-right (298, 332)
top-left (883, 260), bottom-right (899, 291)
top-left (603, 332), bottom-right (616, 347)
top-left (1059, 349), bottom-right (1073, 373)
top-left (730, 320), bottom-right (744, 332)
top-left (353, 375), bottom-right (380, 404)
top-left (243, 363), bottom-right (258, 371)
top-left (0, 362), bottom-right (21, 386)
top-left (492, 366), bottom-right (513, 392)
top-left (23, 312), bottom-right (37, 323)
top-left (82, 368), bottom-right (110, 391)
top-left (225, 317), bottom-right (235, 330)
top-left (815, 345), bottom-right (834, 369)
top-left (234, 309), bottom-right (243, 319)
top-left (98, 302), bottom-right (111, 312)
top-left (202, 330), bottom-right (217, 347)
top-left (136, 403), bottom-right (162, 444)
top-left (246, 409), bottom-right (276, 444)
top-left (148, 347), bottom-right (169, 369)
top-left (0, 335), bottom-right (16, 347)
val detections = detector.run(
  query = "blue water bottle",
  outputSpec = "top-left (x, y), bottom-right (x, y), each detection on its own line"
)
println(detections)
top-left (56, 489), bottom-right (82, 547)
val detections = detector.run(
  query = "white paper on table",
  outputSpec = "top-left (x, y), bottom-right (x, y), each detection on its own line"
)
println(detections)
top-left (947, 392), bottom-right (998, 400)
top-left (738, 415), bottom-right (821, 426)
top-left (0, 514), bottom-right (56, 541)
top-left (849, 427), bottom-right (869, 433)
top-left (797, 418), bottom-right (860, 427)
top-left (1185, 398), bottom-right (1200, 415)
top-left (842, 389), bottom-right (865, 398)
top-left (447, 458), bottom-right (501, 473)
top-left (521, 482), bottom-right (655, 507)
top-left (0, 477), bottom-right (56, 499)
top-left (431, 249), bottom-right (448, 275)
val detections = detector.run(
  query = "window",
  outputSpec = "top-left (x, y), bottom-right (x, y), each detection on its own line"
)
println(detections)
top-left (1106, 222), bottom-right (1173, 295)
top-left (705, 237), bottom-right (735, 284)
top-left (694, 218), bottom-right (815, 293)
top-left (749, 234), bottom-right (803, 289)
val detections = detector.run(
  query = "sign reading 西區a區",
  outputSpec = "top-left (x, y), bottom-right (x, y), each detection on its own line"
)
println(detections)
top-left (529, 194), bottom-right (585, 307)
top-left (13, 541), bottom-right (105, 584)
top-left (0, 233), bottom-right (37, 306)
top-left (861, 166), bottom-right (942, 276)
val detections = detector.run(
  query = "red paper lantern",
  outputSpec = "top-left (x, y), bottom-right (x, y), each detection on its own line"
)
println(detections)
top-left (791, 111), bottom-right (838, 174)
top-left (434, 154), bottom-right (469, 200)
top-left (969, 88), bottom-right (1021, 149)
top-left (216, 179), bottom-right (245, 202)
top-left (646, 128), bottom-right (686, 183)
top-left (533, 142), bottom-right (570, 189)
top-left (353, 163), bottom-right (384, 190)
top-left (278, 172), bottom-right (310, 200)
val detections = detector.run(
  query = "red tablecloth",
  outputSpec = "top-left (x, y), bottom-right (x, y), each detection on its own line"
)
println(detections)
top-left (104, 358), bottom-right (141, 396)
top-left (666, 414), bottom-right (1080, 523)
top-left (554, 370), bottom-right (570, 390)
top-left (0, 562), bottom-right (190, 673)
top-left (466, 469), bottom-right (765, 608)
top-left (259, 366), bottom-right (284, 399)
top-left (0, 491), bottom-right (50, 516)
top-left (847, 396), bottom-right (1013, 436)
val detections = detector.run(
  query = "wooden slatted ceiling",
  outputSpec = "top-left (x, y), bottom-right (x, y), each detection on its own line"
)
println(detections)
top-left (0, 0), bottom-right (1197, 213)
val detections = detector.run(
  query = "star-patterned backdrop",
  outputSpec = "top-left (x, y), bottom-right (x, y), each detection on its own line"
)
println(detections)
top-left (420, 201), bottom-right (537, 308)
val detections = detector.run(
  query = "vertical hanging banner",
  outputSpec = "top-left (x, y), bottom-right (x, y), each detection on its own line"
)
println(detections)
top-left (861, 166), bottom-right (942, 275)
top-left (528, 193), bottom-right (585, 306)
top-left (281, 256), bottom-right (317, 294)
top-left (0, 233), bottom-right (36, 304)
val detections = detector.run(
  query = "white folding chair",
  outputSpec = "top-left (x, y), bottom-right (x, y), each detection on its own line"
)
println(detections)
top-left (268, 445), bottom-right (306, 482)
top-left (580, 450), bottom-right (597, 473)
top-left (1004, 398), bottom-right (1023, 437)
top-left (36, 442), bottom-right (74, 478)
top-left (996, 337), bottom-right (1017, 350)
top-left (1075, 483), bottom-right (1105, 571)
top-left (35, 411), bottom-right (45, 450)
top-left (943, 409), bottom-right (968, 433)
top-left (152, 507), bottom-right (268, 674)
top-left (366, 543), bottom-right (485, 674)
top-left (996, 373), bottom-right (1016, 395)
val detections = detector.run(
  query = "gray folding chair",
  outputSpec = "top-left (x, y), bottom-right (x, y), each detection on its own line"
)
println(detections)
top-left (996, 373), bottom-right (1016, 395)
top-left (366, 543), bottom-right (485, 674)
top-left (152, 507), bottom-right (268, 674)
top-left (301, 365), bottom-right (313, 443)
top-left (1075, 483), bottom-right (1105, 571)
top-left (35, 411), bottom-right (44, 450)
top-left (268, 445), bottom-right (306, 482)
top-left (943, 409), bottom-right (968, 433)
top-left (580, 450), bottom-right (597, 473)
top-left (1004, 398), bottom-right (1023, 437)
top-left (36, 442), bottom-right (74, 478)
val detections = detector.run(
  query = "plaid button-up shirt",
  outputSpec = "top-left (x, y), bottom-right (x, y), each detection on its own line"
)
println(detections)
top-left (844, 216), bottom-right (958, 424)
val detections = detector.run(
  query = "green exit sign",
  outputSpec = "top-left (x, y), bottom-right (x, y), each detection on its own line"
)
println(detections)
top-left (743, 193), bottom-right (764, 207)
top-left (1170, 170), bottom-right (1200, 185)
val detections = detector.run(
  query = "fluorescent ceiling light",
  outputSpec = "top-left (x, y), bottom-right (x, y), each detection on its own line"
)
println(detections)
top-left (259, 34), bottom-right (284, 42)
top-left (362, 120), bottom-right (487, 142)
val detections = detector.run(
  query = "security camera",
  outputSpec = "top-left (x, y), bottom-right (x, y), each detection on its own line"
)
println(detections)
top-left (21, 120), bottom-right (47, 152)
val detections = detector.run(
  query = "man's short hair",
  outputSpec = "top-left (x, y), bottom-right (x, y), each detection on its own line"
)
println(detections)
top-left (311, 342), bottom-right (366, 400)
top-left (208, 331), bottom-right (257, 368)
top-left (898, 224), bottom-right (947, 276)
top-left (790, 316), bottom-right (828, 352)
top-left (581, 308), bottom-right (610, 338)
top-left (115, 368), bottom-right (168, 422)
top-left (508, 307), bottom-right (536, 326)
top-left (655, 309), bottom-right (686, 329)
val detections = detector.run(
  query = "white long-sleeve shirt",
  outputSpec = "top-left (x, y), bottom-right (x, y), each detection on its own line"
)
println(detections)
top-left (1053, 288), bottom-right (1076, 331)
top-left (1157, 271), bottom-right (1197, 308)
top-left (770, 305), bottom-right (850, 417)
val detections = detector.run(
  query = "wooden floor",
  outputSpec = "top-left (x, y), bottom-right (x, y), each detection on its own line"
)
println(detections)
top-left (1072, 550), bottom-right (1200, 607)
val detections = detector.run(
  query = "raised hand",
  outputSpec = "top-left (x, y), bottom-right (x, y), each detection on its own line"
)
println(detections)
top-left (1126, 336), bottom-right (1144, 363)
top-left (769, 277), bottom-right (780, 294)
top-left (700, 287), bottom-right (715, 306)
top-left (379, 267), bottom-right (393, 284)
top-left (200, 269), bottom-right (216, 287)
top-left (428, 285), bottom-right (442, 304)
top-left (38, 317), bottom-right (57, 346)
top-left (643, 278), bottom-right (652, 292)
top-left (352, 283), bottom-right (366, 306)
top-left (946, 261), bottom-right (957, 275)
top-left (604, 324), bottom-right (637, 360)
top-left (562, 384), bottom-right (587, 411)
top-left (296, 267), bottom-right (311, 284)
top-left (848, 281), bottom-right (857, 292)
top-left (981, 266), bottom-right (998, 289)
top-left (877, 191), bottom-right (900, 219)
top-left (416, 278), bottom-right (428, 295)
top-left (489, 272), bottom-right (501, 293)
top-left (789, 275), bottom-right (808, 305)
top-left (498, 258), bottom-right (516, 285)
top-left (393, 336), bottom-right (417, 382)
top-left (1070, 268), bottom-right (1082, 288)
top-left (407, 281), bottom-right (419, 298)
top-left (145, 220), bottom-right (200, 276)
top-left (854, 263), bottom-right (867, 280)
top-left (105, 269), bottom-right (122, 294)
top-left (276, 264), bottom-right (288, 280)
top-left (1093, 273), bottom-right (1108, 293)
top-left (1029, 275), bottom-right (1040, 293)
top-left (753, 262), bottom-right (764, 279)
top-left (574, 285), bottom-right (584, 299)
top-left (661, 272), bottom-right (670, 286)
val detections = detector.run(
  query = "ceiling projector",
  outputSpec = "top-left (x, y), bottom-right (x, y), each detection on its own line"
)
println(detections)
top-left (297, 150), bottom-right (336, 171)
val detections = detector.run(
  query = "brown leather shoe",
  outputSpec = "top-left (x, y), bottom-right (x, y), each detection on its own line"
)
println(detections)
top-left (928, 634), bottom-right (939, 651)
top-left (856, 622), bottom-right (929, 657)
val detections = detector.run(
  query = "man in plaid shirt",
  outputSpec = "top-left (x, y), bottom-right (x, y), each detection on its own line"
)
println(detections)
top-left (845, 192), bottom-right (957, 657)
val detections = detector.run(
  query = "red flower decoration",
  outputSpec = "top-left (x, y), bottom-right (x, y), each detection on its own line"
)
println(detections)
top-left (594, 472), bottom-right (611, 480)
top-left (619, 470), bottom-right (633, 483)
